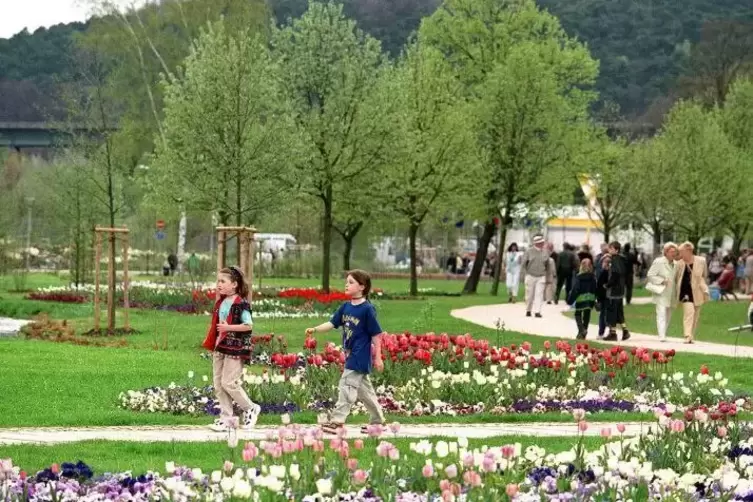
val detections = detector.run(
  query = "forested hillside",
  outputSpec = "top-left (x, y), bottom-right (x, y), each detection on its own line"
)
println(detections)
top-left (1, 0), bottom-right (752, 119)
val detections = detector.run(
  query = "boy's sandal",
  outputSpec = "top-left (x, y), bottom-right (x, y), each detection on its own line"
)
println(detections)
top-left (321, 423), bottom-right (343, 434)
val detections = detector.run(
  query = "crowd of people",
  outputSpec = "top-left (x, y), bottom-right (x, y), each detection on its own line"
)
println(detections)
top-left (504, 236), bottom-right (752, 344)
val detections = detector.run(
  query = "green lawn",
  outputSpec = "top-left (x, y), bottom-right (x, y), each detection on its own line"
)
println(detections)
top-left (1, 273), bottom-right (751, 428)
top-left (0, 435), bottom-right (604, 475)
top-left (565, 299), bottom-right (753, 346)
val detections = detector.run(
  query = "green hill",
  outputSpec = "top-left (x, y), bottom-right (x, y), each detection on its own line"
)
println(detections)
top-left (2, 0), bottom-right (752, 119)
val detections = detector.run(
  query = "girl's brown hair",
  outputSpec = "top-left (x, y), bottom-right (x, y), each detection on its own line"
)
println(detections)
top-left (579, 258), bottom-right (593, 274)
top-left (220, 266), bottom-right (250, 299)
top-left (348, 269), bottom-right (372, 299)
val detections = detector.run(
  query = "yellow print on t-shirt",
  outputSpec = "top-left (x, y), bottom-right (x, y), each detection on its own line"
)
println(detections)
top-left (341, 314), bottom-right (360, 342)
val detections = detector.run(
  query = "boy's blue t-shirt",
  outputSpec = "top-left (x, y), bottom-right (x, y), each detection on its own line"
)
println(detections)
top-left (219, 297), bottom-right (252, 325)
top-left (330, 301), bottom-right (382, 374)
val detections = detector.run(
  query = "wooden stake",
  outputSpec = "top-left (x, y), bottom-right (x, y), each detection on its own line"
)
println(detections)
top-left (248, 231), bottom-right (255, 305)
top-left (122, 231), bottom-right (130, 331)
top-left (217, 230), bottom-right (226, 273)
top-left (94, 231), bottom-right (102, 330)
top-left (239, 232), bottom-right (249, 283)
top-left (107, 233), bottom-right (115, 332)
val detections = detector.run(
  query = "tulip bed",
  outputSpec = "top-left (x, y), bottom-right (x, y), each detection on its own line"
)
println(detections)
top-left (2, 407), bottom-right (752, 501)
top-left (26, 285), bottom-right (358, 318)
top-left (120, 332), bottom-right (747, 419)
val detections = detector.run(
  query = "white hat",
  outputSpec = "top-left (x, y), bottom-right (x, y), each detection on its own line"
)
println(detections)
top-left (532, 235), bottom-right (545, 245)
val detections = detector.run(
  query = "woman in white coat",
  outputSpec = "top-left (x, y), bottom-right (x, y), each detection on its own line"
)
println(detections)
top-left (646, 242), bottom-right (678, 341)
top-left (505, 243), bottom-right (523, 303)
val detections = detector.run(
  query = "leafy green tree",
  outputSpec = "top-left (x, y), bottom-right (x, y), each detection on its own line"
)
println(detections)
top-left (272, 1), bottom-right (394, 292)
top-left (580, 137), bottom-right (635, 243)
top-left (380, 41), bottom-right (476, 296)
top-left (628, 139), bottom-right (676, 255)
top-left (656, 100), bottom-right (742, 246)
top-left (421, 0), bottom-right (598, 294)
top-left (719, 78), bottom-right (753, 252)
top-left (152, 23), bottom-right (298, 261)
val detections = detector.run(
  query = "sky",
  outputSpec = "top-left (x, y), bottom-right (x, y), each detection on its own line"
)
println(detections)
top-left (0, 0), bottom-right (92, 39)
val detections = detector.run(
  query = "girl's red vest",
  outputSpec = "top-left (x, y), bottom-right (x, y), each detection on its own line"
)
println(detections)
top-left (202, 296), bottom-right (253, 361)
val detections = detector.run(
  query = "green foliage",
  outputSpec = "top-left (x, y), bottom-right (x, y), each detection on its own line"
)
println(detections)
top-left (271, 1), bottom-right (395, 289)
top-left (655, 100), bottom-right (743, 244)
top-left (152, 22), bottom-right (298, 225)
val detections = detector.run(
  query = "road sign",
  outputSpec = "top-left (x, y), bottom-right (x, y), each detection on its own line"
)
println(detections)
top-left (155, 231), bottom-right (165, 240)
top-left (156, 219), bottom-right (165, 230)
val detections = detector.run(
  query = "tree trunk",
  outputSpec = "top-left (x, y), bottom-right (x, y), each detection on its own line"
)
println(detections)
top-left (219, 211), bottom-right (229, 266)
top-left (322, 185), bottom-right (333, 293)
top-left (409, 221), bottom-right (419, 297)
top-left (177, 209), bottom-right (187, 273)
top-left (463, 220), bottom-right (496, 294)
top-left (603, 220), bottom-right (611, 244)
top-left (490, 224), bottom-right (508, 296)
top-left (732, 223), bottom-right (749, 255)
top-left (343, 239), bottom-right (353, 272)
top-left (651, 220), bottom-right (662, 256)
top-left (338, 222), bottom-right (363, 273)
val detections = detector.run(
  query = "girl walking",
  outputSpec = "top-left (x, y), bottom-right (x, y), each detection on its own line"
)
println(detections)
top-left (567, 258), bottom-right (597, 339)
top-left (505, 243), bottom-right (523, 303)
top-left (202, 266), bottom-right (261, 432)
top-left (306, 270), bottom-right (385, 434)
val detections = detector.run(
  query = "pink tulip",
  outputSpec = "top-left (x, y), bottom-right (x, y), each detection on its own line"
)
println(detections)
top-left (441, 490), bottom-right (454, 502)
top-left (313, 440), bottom-right (324, 452)
top-left (616, 423), bottom-right (626, 434)
top-left (600, 427), bottom-right (612, 439)
top-left (718, 426), bottom-right (728, 438)
top-left (339, 446), bottom-right (350, 459)
top-left (422, 464), bottom-right (434, 478)
top-left (578, 421), bottom-right (588, 432)
top-left (482, 456), bottom-right (496, 472)
top-left (462, 453), bottom-right (475, 468)
top-left (347, 458), bottom-right (358, 471)
top-left (501, 445), bottom-right (515, 459)
top-left (354, 439), bottom-right (364, 450)
top-left (445, 464), bottom-right (458, 479)
top-left (506, 483), bottom-right (519, 497)
top-left (463, 470), bottom-right (482, 487)
top-left (353, 469), bottom-right (368, 484)
top-left (439, 479), bottom-right (451, 491)
top-left (223, 460), bottom-right (233, 472)
top-left (670, 419), bottom-right (686, 433)
top-left (389, 448), bottom-right (400, 461)
top-left (389, 422), bottom-right (401, 434)
top-left (330, 438), bottom-right (342, 450)
top-left (50, 463), bottom-right (59, 475)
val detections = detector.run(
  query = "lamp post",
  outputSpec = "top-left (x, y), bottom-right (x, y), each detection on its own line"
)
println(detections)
top-left (25, 197), bottom-right (34, 270)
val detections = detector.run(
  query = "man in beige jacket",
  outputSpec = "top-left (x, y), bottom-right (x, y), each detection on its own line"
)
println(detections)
top-left (673, 241), bottom-right (709, 343)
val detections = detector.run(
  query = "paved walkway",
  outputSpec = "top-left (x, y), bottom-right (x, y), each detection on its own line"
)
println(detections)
top-left (0, 422), bottom-right (662, 445)
top-left (0, 317), bottom-right (28, 336)
top-left (452, 297), bottom-right (753, 358)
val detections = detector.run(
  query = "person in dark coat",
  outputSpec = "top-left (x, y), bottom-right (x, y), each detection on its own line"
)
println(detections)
top-left (577, 244), bottom-right (594, 265)
top-left (596, 254), bottom-right (611, 338)
top-left (622, 243), bottom-right (639, 304)
top-left (605, 241), bottom-right (630, 341)
top-left (555, 243), bottom-right (579, 305)
top-left (567, 258), bottom-right (597, 340)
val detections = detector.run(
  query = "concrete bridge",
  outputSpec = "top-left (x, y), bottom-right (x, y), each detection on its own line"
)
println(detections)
top-left (0, 121), bottom-right (116, 150)
top-left (0, 120), bottom-right (657, 152)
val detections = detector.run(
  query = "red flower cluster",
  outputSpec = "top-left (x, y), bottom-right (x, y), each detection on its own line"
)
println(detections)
top-left (27, 292), bottom-right (88, 303)
top-left (270, 353), bottom-right (300, 369)
top-left (304, 342), bottom-right (345, 367)
top-left (277, 288), bottom-right (350, 303)
top-left (682, 401), bottom-right (738, 422)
